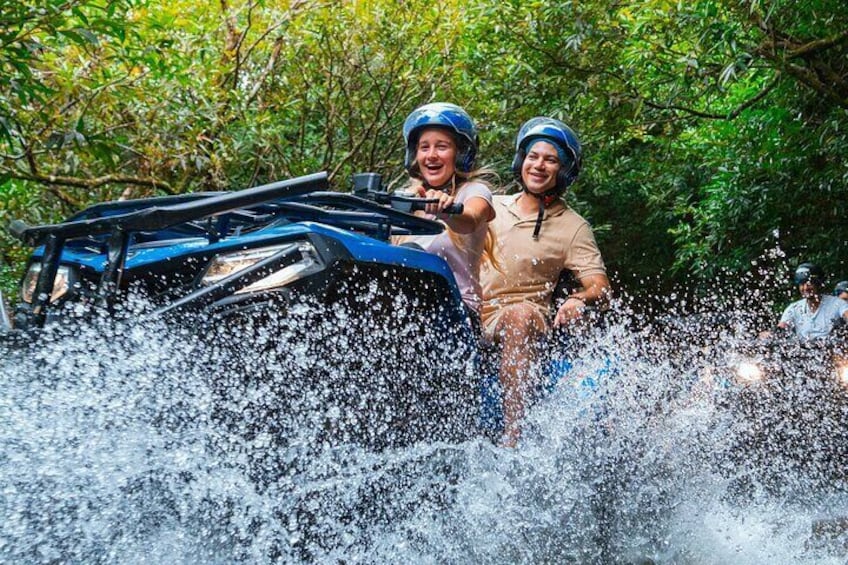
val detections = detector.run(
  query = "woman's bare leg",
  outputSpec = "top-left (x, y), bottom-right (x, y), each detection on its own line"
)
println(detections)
top-left (496, 303), bottom-right (547, 446)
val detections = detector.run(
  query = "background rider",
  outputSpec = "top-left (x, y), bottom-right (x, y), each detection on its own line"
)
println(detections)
top-left (776, 262), bottom-right (848, 340)
top-left (834, 280), bottom-right (848, 302)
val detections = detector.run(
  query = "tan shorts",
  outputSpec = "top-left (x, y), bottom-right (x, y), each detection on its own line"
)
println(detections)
top-left (481, 301), bottom-right (550, 343)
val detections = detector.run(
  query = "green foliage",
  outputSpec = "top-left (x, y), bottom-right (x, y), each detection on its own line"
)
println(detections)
top-left (1, 0), bottom-right (847, 303)
top-left (0, 178), bottom-right (57, 299)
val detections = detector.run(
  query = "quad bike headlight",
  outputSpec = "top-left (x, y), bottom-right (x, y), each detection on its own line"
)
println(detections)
top-left (835, 362), bottom-right (848, 387)
top-left (734, 359), bottom-right (764, 385)
top-left (21, 263), bottom-right (73, 304)
top-left (201, 241), bottom-right (323, 294)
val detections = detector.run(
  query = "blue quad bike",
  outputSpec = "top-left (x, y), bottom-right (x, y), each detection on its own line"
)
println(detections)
top-left (0, 172), bottom-right (604, 452)
top-left (0, 172), bottom-right (619, 562)
top-left (2, 172), bottom-right (494, 456)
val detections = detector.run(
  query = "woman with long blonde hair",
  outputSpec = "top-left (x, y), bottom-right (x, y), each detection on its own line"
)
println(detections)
top-left (396, 102), bottom-right (498, 322)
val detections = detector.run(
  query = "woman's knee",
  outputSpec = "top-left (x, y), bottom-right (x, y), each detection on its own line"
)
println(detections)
top-left (500, 303), bottom-right (546, 329)
top-left (496, 303), bottom-right (547, 340)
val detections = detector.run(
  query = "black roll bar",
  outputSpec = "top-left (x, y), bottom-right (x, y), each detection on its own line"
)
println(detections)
top-left (11, 172), bottom-right (329, 247)
top-left (10, 172), bottom-right (330, 328)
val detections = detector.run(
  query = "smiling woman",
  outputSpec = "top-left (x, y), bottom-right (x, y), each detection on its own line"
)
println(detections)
top-left (480, 116), bottom-right (611, 446)
top-left (395, 102), bottom-right (497, 319)
top-left (415, 129), bottom-right (459, 189)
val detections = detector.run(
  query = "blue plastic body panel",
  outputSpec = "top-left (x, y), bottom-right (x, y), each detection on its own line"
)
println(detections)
top-left (478, 354), bottom-right (618, 434)
top-left (28, 220), bottom-right (464, 305)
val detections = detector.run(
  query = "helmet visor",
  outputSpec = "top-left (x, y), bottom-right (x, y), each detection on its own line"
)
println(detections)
top-left (794, 269), bottom-right (823, 286)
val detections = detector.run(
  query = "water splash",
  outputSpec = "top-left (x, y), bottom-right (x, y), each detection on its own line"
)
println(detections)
top-left (2, 288), bottom-right (848, 563)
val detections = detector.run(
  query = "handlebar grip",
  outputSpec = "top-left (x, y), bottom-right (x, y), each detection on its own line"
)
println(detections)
top-left (8, 219), bottom-right (30, 241)
top-left (408, 200), bottom-right (464, 215)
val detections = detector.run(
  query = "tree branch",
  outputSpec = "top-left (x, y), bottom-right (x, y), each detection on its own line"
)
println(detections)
top-left (7, 172), bottom-right (174, 193)
top-left (747, 8), bottom-right (847, 108)
top-left (218, 0), bottom-right (241, 88)
top-left (233, 0), bottom-right (258, 65)
top-left (786, 29), bottom-right (848, 59)
top-left (246, 35), bottom-right (284, 106)
top-left (782, 62), bottom-right (848, 108)
top-left (639, 70), bottom-right (781, 120)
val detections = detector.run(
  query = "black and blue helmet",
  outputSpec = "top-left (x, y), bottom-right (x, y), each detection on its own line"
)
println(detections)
top-left (511, 117), bottom-right (582, 193)
top-left (403, 102), bottom-right (478, 174)
top-left (834, 280), bottom-right (848, 296)
top-left (794, 262), bottom-right (825, 285)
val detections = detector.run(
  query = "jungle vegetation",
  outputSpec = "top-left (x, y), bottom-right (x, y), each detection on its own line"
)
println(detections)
top-left (1, 0), bottom-right (846, 308)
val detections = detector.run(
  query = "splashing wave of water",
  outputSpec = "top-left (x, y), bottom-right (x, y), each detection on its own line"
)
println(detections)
top-left (2, 292), bottom-right (848, 563)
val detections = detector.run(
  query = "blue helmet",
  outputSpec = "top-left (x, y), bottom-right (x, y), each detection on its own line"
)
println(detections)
top-left (794, 262), bottom-right (824, 285)
top-left (834, 280), bottom-right (848, 296)
top-left (402, 102), bottom-right (478, 174)
top-left (511, 117), bottom-right (582, 193)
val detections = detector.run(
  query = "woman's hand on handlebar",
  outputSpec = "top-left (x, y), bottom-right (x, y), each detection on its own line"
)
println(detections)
top-left (421, 188), bottom-right (457, 216)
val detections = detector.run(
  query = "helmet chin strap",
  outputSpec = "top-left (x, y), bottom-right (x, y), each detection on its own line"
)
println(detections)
top-left (422, 173), bottom-right (457, 195)
top-left (523, 188), bottom-right (559, 240)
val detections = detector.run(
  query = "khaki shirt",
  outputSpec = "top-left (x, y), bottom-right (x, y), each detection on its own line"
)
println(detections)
top-left (481, 193), bottom-right (606, 327)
